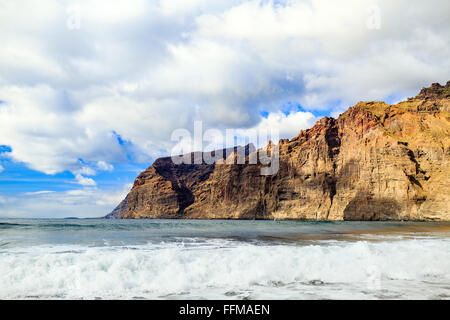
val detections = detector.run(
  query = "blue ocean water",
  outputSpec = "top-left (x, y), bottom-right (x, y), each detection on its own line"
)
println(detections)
top-left (0, 219), bottom-right (449, 299)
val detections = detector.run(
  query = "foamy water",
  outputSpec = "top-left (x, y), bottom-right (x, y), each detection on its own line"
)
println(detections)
top-left (0, 219), bottom-right (449, 299)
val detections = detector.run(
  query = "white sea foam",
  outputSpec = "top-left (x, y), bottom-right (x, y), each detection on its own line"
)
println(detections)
top-left (0, 238), bottom-right (449, 299)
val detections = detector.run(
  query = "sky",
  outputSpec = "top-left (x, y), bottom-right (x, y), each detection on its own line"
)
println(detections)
top-left (0, 0), bottom-right (449, 218)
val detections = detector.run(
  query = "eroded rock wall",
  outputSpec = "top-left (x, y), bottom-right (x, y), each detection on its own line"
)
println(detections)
top-left (106, 82), bottom-right (450, 221)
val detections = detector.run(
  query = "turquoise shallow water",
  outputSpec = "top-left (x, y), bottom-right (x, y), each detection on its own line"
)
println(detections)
top-left (0, 219), bottom-right (449, 299)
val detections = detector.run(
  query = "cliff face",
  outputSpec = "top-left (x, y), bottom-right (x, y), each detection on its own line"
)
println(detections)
top-left (106, 82), bottom-right (450, 221)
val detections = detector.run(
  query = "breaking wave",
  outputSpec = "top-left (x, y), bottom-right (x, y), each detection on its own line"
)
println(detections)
top-left (1, 238), bottom-right (449, 299)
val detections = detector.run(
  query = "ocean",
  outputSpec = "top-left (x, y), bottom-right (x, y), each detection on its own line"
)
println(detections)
top-left (0, 219), bottom-right (449, 300)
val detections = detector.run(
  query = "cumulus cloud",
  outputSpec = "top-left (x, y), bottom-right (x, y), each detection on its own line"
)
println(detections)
top-left (96, 161), bottom-right (114, 172)
top-left (0, 164), bottom-right (4, 173)
top-left (0, 0), bottom-right (449, 180)
top-left (0, 85), bottom-right (124, 174)
top-left (170, 109), bottom-right (318, 155)
top-left (74, 166), bottom-right (97, 176)
top-left (254, 111), bottom-right (318, 141)
top-left (74, 174), bottom-right (97, 186)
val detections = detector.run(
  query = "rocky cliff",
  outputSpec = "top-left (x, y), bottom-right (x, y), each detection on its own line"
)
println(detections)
top-left (106, 82), bottom-right (450, 221)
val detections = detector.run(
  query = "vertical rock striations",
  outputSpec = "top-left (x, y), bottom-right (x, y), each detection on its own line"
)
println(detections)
top-left (106, 82), bottom-right (450, 221)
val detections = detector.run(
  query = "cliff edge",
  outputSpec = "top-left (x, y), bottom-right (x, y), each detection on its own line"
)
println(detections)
top-left (106, 82), bottom-right (450, 221)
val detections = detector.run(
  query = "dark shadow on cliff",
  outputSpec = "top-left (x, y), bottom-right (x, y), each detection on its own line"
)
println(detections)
top-left (343, 192), bottom-right (401, 221)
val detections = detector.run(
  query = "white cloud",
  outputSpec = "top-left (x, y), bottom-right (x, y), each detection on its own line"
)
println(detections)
top-left (96, 161), bottom-right (113, 172)
top-left (170, 109), bottom-right (318, 155)
top-left (74, 166), bottom-right (97, 176)
top-left (0, 164), bottom-right (4, 173)
top-left (23, 191), bottom-right (54, 196)
top-left (0, 0), bottom-right (449, 179)
top-left (0, 184), bottom-right (132, 218)
top-left (255, 111), bottom-right (318, 140)
top-left (74, 174), bottom-right (97, 186)
top-left (0, 85), bottom-right (124, 175)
